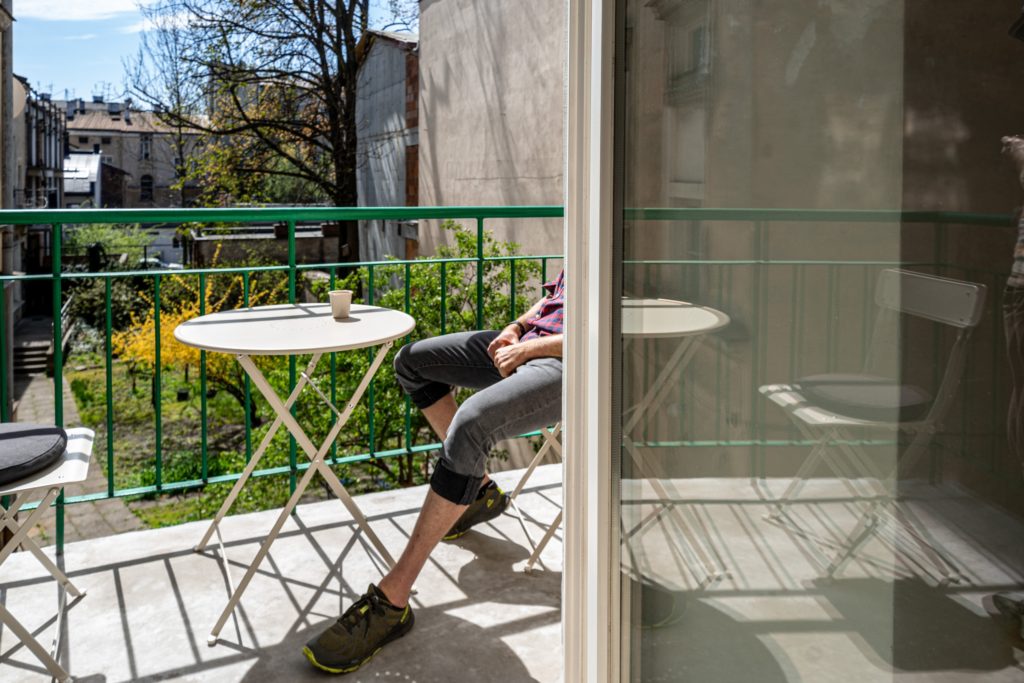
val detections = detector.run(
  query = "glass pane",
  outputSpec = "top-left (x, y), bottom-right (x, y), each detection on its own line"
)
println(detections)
top-left (615, 1), bottom-right (1024, 680)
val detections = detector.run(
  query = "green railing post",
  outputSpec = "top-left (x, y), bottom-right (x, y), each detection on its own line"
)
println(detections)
top-left (105, 278), bottom-right (114, 496)
top-left (199, 272), bottom-right (208, 483)
top-left (368, 264), bottom-right (376, 457)
top-left (243, 272), bottom-right (252, 461)
top-left (51, 223), bottom-right (65, 551)
top-left (288, 220), bottom-right (297, 494)
top-left (0, 281), bottom-right (7, 422)
top-left (476, 217), bottom-right (484, 329)
top-left (154, 274), bottom-right (163, 492)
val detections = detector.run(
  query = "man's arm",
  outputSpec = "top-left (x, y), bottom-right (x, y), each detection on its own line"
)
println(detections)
top-left (493, 333), bottom-right (563, 377)
top-left (486, 292), bottom-right (549, 359)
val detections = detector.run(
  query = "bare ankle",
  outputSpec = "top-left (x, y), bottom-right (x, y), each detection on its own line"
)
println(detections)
top-left (376, 578), bottom-right (409, 608)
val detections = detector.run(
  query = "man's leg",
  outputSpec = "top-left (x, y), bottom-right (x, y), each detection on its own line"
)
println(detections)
top-left (377, 357), bottom-right (563, 605)
top-left (378, 489), bottom-right (466, 606)
top-left (304, 357), bottom-right (562, 673)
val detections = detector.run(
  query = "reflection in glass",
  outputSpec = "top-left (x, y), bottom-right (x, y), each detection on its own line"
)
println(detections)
top-left (616, 0), bottom-right (1024, 680)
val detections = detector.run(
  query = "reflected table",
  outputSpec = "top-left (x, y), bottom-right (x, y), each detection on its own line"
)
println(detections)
top-left (620, 298), bottom-right (730, 587)
top-left (174, 302), bottom-right (415, 645)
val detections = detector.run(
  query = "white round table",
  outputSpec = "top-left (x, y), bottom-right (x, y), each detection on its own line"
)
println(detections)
top-left (174, 302), bottom-right (415, 355)
top-left (621, 297), bottom-right (731, 587)
top-left (174, 302), bottom-right (415, 645)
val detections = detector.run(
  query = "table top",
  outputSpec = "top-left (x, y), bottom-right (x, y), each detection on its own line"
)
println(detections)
top-left (622, 298), bottom-right (730, 338)
top-left (174, 303), bottom-right (416, 355)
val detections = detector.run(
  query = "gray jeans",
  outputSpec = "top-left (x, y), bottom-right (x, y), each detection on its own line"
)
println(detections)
top-left (394, 330), bottom-right (563, 504)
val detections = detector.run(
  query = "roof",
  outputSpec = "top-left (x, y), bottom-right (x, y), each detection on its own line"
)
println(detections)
top-left (63, 154), bottom-right (101, 195)
top-left (356, 29), bottom-right (418, 64)
top-left (66, 110), bottom-right (197, 135)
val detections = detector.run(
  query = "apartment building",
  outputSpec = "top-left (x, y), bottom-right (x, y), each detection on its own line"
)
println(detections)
top-left (60, 96), bottom-right (200, 208)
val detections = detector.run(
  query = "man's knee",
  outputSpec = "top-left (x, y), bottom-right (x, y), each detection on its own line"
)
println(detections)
top-left (394, 341), bottom-right (452, 410)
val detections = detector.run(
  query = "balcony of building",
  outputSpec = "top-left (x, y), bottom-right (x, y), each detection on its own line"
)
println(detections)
top-left (1, 207), bottom-right (1023, 681)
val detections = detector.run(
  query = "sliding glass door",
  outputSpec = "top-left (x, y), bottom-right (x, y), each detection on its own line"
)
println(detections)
top-left (609, 1), bottom-right (1024, 680)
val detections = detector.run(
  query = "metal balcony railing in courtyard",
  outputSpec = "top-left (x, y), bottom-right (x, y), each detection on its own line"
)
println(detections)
top-left (0, 206), bottom-right (1015, 553)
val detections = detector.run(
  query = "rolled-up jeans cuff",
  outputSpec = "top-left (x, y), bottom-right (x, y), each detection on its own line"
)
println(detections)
top-left (429, 461), bottom-right (483, 505)
top-left (409, 382), bottom-right (452, 410)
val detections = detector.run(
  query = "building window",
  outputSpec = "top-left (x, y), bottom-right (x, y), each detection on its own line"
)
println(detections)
top-left (101, 136), bottom-right (112, 145)
top-left (78, 136), bottom-right (89, 144)
top-left (141, 134), bottom-right (152, 160)
top-left (140, 175), bottom-right (154, 202)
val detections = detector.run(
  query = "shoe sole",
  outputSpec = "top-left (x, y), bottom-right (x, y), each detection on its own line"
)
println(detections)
top-left (302, 610), bottom-right (415, 675)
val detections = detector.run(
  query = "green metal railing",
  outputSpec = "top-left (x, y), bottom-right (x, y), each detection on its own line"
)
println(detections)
top-left (0, 206), bottom-right (1014, 553)
top-left (0, 206), bottom-right (563, 552)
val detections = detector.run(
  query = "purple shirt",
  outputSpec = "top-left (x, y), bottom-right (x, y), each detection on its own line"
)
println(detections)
top-left (521, 270), bottom-right (565, 342)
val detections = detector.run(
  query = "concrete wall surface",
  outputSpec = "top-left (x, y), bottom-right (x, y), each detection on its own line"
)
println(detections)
top-left (418, 0), bottom-right (565, 260)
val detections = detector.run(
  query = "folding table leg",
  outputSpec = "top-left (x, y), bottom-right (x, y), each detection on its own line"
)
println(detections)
top-left (207, 452), bottom-right (324, 645)
top-left (0, 603), bottom-right (71, 683)
top-left (194, 354), bottom-right (321, 553)
top-left (238, 345), bottom-right (398, 569)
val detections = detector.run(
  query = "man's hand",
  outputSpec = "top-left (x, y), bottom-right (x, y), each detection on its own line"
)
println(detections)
top-left (487, 324), bottom-right (521, 360)
top-left (493, 343), bottom-right (531, 378)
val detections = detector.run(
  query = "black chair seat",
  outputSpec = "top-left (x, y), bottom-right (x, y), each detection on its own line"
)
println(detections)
top-left (0, 424), bottom-right (68, 487)
top-left (796, 374), bottom-right (932, 422)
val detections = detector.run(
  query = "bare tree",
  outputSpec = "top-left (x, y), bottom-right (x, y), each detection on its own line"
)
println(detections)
top-left (127, 0), bottom-right (407, 257)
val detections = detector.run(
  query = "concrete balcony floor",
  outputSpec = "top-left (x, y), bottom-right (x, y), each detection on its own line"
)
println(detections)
top-left (1, 466), bottom-right (565, 683)
top-left (4, 467), bottom-right (1024, 682)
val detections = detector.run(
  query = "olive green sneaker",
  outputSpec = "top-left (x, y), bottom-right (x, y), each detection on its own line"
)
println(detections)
top-left (303, 584), bottom-right (414, 674)
top-left (443, 480), bottom-right (510, 540)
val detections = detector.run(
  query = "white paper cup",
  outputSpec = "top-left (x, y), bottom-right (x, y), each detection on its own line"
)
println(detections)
top-left (329, 289), bottom-right (353, 319)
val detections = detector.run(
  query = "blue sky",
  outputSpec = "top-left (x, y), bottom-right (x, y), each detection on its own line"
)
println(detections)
top-left (14, 0), bottom-right (150, 100)
top-left (12, 0), bottom-right (413, 103)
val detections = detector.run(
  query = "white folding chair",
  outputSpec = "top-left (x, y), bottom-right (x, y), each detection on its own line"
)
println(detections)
top-left (506, 423), bottom-right (563, 573)
top-left (761, 269), bottom-right (986, 583)
top-left (0, 428), bottom-right (94, 683)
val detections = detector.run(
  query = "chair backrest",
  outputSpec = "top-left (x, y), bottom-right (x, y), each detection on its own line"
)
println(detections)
top-left (875, 268), bottom-right (987, 329)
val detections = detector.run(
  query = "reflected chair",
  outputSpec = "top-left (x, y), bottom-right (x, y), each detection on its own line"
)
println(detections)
top-left (0, 427), bottom-right (94, 683)
top-left (760, 269), bottom-right (986, 583)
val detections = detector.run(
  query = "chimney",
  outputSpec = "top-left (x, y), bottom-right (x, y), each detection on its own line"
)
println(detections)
top-left (92, 94), bottom-right (104, 104)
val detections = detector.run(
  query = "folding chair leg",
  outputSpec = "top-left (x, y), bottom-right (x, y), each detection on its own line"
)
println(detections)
top-left (524, 510), bottom-right (562, 574)
top-left (0, 603), bottom-right (71, 683)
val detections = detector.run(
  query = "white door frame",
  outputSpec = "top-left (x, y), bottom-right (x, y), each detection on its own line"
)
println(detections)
top-left (563, 0), bottom-right (618, 681)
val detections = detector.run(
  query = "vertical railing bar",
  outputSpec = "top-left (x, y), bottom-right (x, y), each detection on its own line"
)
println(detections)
top-left (105, 277), bottom-right (114, 497)
top-left (404, 262), bottom-right (412, 461)
top-left (861, 266), bottom-right (872, 368)
top-left (990, 271), bottom-right (1002, 472)
top-left (288, 219), bottom-right (297, 495)
top-left (787, 264), bottom-right (800, 443)
top-left (751, 221), bottom-right (765, 478)
top-left (154, 273), bottom-right (163, 493)
top-left (243, 272), bottom-right (252, 462)
top-left (52, 223), bottom-right (65, 552)
top-left (368, 264), bottom-right (376, 458)
top-left (825, 264), bottom-right (837, 372)
top-left (715, 264), bottom-right (723, 443)
top-left (440, 261), bottom-right (447, 334)
top-left (509, 258), bottom-right (517, 322)
top-left (329, 267), bottom-right (338, 466)
top-left (476, 217), bottom-right (484, 330)
top-left (199, 272), bottom-right (208, 483)
top-left (0, 276), bottom-right (7, 422)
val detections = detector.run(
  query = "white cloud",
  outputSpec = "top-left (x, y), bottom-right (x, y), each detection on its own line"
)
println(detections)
top-left (119, 11), bottom-right (190, 34)
top-left (17, 0), bottom-right (156, 22)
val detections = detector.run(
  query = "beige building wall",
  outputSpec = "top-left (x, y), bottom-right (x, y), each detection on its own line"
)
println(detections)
top-left (65, 106), bottom-right (199, 208)
top-left (418, 0), bottom-right (565, 260)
